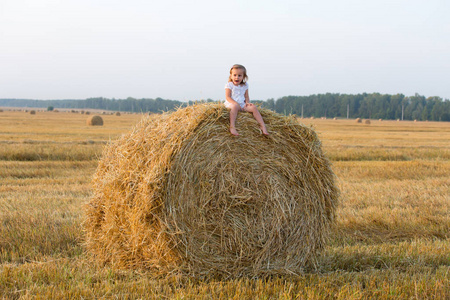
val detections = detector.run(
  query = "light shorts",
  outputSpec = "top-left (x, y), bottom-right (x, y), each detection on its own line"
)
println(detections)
top-left (224, 101), bottom-right (246, 109)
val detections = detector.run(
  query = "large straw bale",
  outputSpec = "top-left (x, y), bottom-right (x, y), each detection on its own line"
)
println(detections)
top-left (86, 115), bottom-right (103, 126)
top-left (364, 119), bottom-right (371, 124)
top-left (84, 103), bottom-right (339, 278)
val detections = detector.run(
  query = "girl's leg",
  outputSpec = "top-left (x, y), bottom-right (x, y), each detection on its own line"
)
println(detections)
top-left (229, 103), bottom-right (240, 136)
top-left (244, 105), bottom-right (269, 135)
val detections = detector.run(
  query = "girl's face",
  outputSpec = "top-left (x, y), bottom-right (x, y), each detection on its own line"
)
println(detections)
top-left (230, 68), bottom-right (245, 85)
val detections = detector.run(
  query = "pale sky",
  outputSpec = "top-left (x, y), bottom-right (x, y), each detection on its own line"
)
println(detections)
top-left (1, 0), bottom-right (449, 101)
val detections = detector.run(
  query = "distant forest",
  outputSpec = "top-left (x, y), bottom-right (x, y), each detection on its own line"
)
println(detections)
top-left (1, 93), bottom-right (449, 121)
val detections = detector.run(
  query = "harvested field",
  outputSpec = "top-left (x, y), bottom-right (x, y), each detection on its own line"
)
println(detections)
top-left (0, 108), bottom-right (449, 298)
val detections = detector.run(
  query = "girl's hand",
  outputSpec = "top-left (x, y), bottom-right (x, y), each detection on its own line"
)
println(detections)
top-left (245, 103), bottom-right (254, 108)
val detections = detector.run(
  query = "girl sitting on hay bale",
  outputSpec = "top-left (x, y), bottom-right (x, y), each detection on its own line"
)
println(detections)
top-left (224, 64), bottom-right (269, 136)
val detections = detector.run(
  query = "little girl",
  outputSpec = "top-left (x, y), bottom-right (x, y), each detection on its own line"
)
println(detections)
top-left (224, 64), bottom-right (269, 136)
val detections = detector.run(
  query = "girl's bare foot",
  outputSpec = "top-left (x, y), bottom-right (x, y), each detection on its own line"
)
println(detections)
top-left (230, 127), bottom-right (239, 136)
top-left (260, 125), bottom-right (269, 135)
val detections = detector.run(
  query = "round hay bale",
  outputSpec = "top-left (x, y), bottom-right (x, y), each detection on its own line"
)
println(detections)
top-left (86, 115), bottom-right (104, 126)
top-left (333, 117), bottom-right (337, 120)
top-left (30, 110), bottom-right (36, 115)
top-left (310, 116), bottom-right (315, 119)
top-left (85, 111), bottom-right (91, 115)
top-left (355, 118), bottom-right (362, 123)
top-left (84, 104), bottom-right (339, 278)
top-left (115, 112), bottom-right (121, 116)
top-left (378, 119), bottom-right (382, 122)
top-left (364, 119), bottom-right (371, 124)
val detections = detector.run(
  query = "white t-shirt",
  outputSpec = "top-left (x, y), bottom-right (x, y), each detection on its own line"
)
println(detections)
top-left (224, 82), bottom-right (248, 108)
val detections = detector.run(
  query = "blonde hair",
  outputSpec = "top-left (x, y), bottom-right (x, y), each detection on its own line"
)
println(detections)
top-left (228, 64), bottom-right (248, 84)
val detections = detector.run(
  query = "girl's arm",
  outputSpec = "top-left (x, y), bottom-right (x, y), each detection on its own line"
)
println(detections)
top-left (225, 89), bottom-right (239, 105)
top-left (244, 89), bottom-right (250, 104)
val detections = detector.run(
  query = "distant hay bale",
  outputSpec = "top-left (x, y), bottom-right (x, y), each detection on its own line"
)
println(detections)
top-left (115, 112), bottom-right (121, 116)
top-left (30, 110), bottom-right (36, 115)
top-left (86, 115), bottom-right (104, 126)
top-left (310, 116), bottom-right (315, 119)
top-left (84, 104), bottom-right (339, 278)
top-left (414, 119), bottom-right (417, 122)
top-left (397, 119), bottom-right (400, 122)
top-left (355, 118), bottom-right (362, 123)
top-left (333, 117), bottom-right (337, 120)
top-left (364, 119), bottom-right (371, 124)
top-left (379, 119), bottom-right (382, 122)
top-left (0, 109), bottom-right (3, 112)
top-left (85, 111), bottom-right (91, 115)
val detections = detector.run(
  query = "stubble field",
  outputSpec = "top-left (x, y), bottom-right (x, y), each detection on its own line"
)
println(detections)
top-left (0, 109), bottom-right (449, 299)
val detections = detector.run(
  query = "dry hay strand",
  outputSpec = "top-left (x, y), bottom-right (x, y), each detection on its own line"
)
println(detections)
top-left (364, 119), bottom-right (371, 125)
top-left (355, 118), bottom-right (362, 123)
top-left (86, 115), bottom-right (104, 126)
top-left (115, 112), bottom-right (121, 116)
top-left (84, 103), bottom-right (339, 278)
top-left (30, 110), bottom-right (36, 115)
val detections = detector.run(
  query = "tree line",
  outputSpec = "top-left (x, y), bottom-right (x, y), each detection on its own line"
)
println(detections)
top-left (1, 93), bottom-right (449, 121)
top-left (260, 93), bottom-right (449, 121)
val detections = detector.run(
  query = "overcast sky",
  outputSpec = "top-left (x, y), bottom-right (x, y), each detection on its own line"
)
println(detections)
top-left (1, 0), bottom-right (449, 101)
